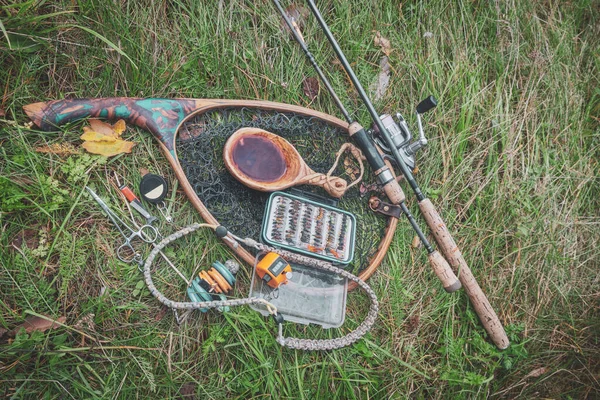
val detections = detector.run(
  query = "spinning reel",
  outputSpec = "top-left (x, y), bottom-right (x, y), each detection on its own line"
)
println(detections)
top-left (371, 96), bottom-right (438, 170)
top-left (187, 260), bottom-right (239, 312)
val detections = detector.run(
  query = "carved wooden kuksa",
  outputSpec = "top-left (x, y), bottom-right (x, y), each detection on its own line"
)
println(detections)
top-left (224, 128), bottom-right (347, 198)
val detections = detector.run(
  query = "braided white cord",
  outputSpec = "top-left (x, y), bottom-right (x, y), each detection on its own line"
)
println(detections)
top-left (143, 224), bottom-right (379, 350)
top-left (143, 224), bottom-right (279, 313)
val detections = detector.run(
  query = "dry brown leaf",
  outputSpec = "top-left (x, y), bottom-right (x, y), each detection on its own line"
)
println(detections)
top-left (302, 77), bottom-right (320, 100)
top-left (82, 139), bottom-right (136, 157)
top-left (280, 4), bottom-right (309, 34)
top-left (369, 56), bottom-right (391, 101)
top-left (9, 315), bottom-right (66, 336)
top-left (525, 367), bottom-right (547, 379)
top-left (11, 229), bottom-right (39, 250)
top-left (406, 314), bottom-right (420, 333)
top-left (154, 305), bottom-right (169, 322)
top-left (179, 382), bottom-right (198, 398)
top-left (374, 31), bottom-right (392, 56)
top-left (89, 119), bottom-right (120, 138)
top-left (411, 235), bottom-right (422, 248)
top-left (35, 143), bottom-right (80, 157)
top-left (81, 127), bottom-right (117, 142)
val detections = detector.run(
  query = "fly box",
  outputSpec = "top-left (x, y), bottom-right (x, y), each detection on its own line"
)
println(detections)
top-left (261, 191), bottom-right (357, 265)
top-left (252, 191), bottom-right (356, 328)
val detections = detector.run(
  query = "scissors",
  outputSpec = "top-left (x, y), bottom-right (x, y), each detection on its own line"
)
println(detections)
top-left (86, 186), bottom-right (158, 265)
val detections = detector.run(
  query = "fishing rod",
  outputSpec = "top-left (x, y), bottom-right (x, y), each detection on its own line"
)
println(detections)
top-left (274, 0), bottom-right (509, 349)
top-left (272, 1), bottom-right (460, 292)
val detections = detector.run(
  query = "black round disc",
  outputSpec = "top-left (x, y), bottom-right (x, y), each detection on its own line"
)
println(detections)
top-left (139, 174), bottom-right (169, 204)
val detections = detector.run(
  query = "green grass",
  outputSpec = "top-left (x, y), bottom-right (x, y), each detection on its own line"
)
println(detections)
top-left (1, 0), bottom-right (599, 398)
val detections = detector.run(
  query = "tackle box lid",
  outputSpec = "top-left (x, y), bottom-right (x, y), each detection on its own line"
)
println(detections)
top-left (249, 252), bottom-right (347, 329)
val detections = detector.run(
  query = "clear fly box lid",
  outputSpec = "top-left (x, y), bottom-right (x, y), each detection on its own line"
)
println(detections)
top-left (261, 191), bottom-right (357, 265)
top-left (249, 252), bottom-right (347, 328)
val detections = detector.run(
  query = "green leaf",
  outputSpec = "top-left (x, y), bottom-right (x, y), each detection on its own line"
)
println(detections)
top-left (4, 33), bottom-right (43, 53)
top-left (52, 333), bottom-right (68, 346)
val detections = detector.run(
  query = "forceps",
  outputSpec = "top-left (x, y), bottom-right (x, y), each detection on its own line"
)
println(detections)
top-left (86, 186), bottom-right (158, 265)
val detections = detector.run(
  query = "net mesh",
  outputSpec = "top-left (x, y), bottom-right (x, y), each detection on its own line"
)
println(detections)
top-left (175, 106), bottom-right (388, 275)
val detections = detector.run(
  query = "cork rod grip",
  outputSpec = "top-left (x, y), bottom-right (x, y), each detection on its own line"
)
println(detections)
top-left (428, 251), bottom-right (462, 292)
top-left (418, 199), bottom-right (510, 349)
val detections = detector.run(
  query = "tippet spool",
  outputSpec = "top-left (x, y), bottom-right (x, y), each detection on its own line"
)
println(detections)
top-left (139, 173), bottom-right (172, 222)
top-left (187, 260), bottom-right (239, 312)
top-left (139, 174), bottom-right (168, 203)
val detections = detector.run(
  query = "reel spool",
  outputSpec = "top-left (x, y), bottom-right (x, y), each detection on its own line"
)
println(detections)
top-left (139, 173), bottom-right (169, 203)
top-left (187, 260), bottom-right (239, 312)
top-left (371, 96), bottom-right (437, 170)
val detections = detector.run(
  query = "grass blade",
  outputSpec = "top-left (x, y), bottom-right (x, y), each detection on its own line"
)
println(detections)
top-left (0, 18), bottom-right (10, 49)
top-left (64, 24), bottom-right (138, 70)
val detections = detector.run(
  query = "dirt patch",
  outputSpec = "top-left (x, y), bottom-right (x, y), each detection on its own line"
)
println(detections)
top-left (11, 228), bottom-right (40, 250)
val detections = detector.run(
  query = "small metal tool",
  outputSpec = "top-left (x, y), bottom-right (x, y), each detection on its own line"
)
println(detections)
top-left (119, 185), bottom-right (158, 225)
top-left (116, 184), bottom-right (190, 283)
top-left (86, 186), bottom-right (158, 265)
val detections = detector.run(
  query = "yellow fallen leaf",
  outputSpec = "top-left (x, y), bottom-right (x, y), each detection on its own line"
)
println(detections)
top-left (112, 119), bottom-right (126, 136)
top-left (82, 139), bottom-right (136, 157)
top-left (81, 127), bottom-right (117, 142)
top-left (89, 119), bottom-right (119, 138)
top-left (80, 119), bottom-right (133, 156)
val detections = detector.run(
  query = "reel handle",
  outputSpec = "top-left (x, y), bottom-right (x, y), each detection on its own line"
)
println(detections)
top-left (418, 199), bottom-right (510, 349)
top-left (416, 95), bottom-right (437, 114)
